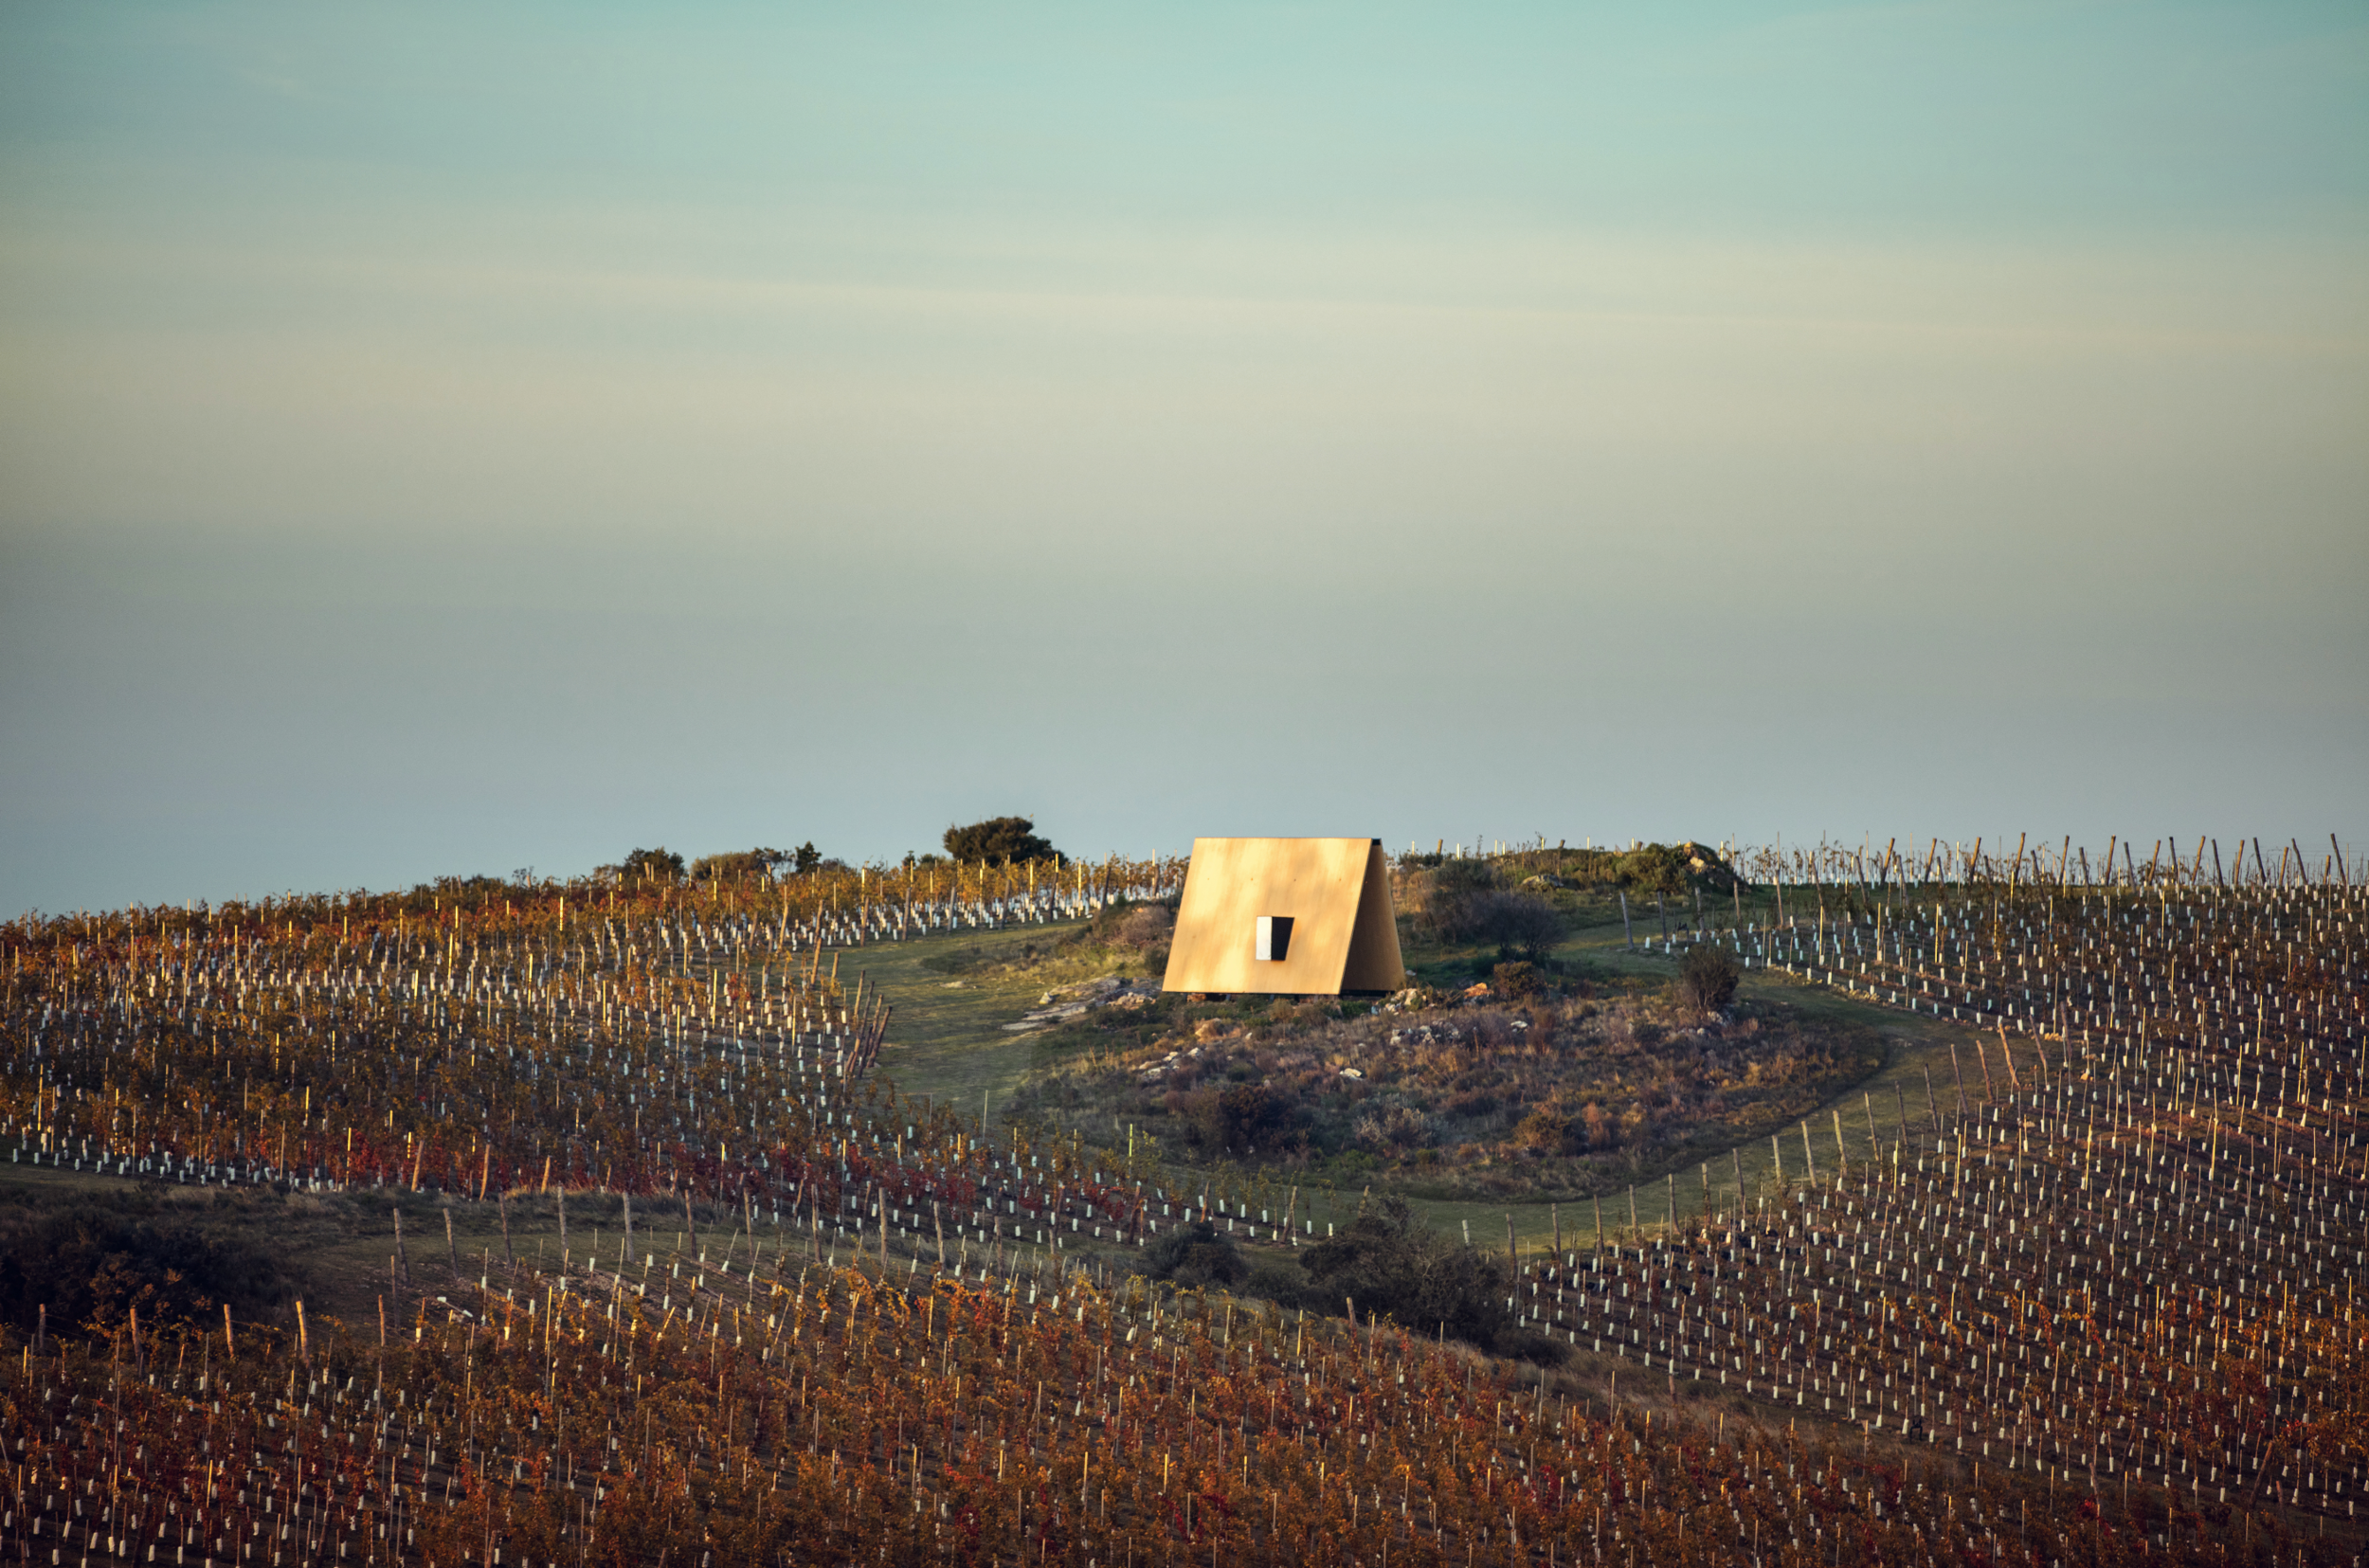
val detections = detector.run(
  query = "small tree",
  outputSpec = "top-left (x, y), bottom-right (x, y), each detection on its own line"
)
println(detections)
top-left (1476, 892), bottom-right (1563, 961)
top-left (620, 847), bottom-right (686, 885)
top-left (943, 817), bottom-right (1060, 866)
top-left (1677, 945), bottom-right (1741, 1014)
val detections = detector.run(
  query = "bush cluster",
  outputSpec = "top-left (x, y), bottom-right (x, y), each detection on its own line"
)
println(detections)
top-left (0, 1195), bottom-right (299, 1338)
top-left (619, 847), bottom-right (687, 883)
top-left (1169, 1081), bottom-right (1301, 1156)
top-left (1409, 860), bottom-right (1563, 960)
top-left (1142, 1198), bottom-right (1558, 1362)
top-left (943, 816), bottom-right (1061, 866)
top-left (1295, 1198), bottom-right (1525, 1350)
top-left (1139, 1218), bottom-right (1250, 1289)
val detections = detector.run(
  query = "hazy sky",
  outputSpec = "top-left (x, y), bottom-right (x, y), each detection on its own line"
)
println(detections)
top-left (4, 2), bottom-right (2364, 913)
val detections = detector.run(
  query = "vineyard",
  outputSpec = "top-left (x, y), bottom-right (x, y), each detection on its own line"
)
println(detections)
top-left (0, 841), bottom-right (2361, 1564)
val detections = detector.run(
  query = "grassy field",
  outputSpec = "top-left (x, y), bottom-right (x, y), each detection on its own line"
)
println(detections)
top-left (836, 922), bottom-right (1146, 1116)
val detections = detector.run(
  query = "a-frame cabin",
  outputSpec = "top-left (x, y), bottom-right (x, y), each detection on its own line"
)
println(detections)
top-left (1159, 837), bottom-right (1405, 996)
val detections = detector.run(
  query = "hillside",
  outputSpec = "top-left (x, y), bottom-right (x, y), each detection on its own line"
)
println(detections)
top-left (0, 845), bottom-right (2360, 1564)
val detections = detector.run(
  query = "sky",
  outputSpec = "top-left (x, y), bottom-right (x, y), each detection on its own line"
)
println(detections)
top-left (2, 1), bottom-right (2365, 913)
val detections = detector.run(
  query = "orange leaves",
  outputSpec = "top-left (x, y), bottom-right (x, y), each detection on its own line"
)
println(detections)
top-left (0, 1280), bottom-right (2296, 1568)
top-left (9, 861), bottom-right (2363, 1563)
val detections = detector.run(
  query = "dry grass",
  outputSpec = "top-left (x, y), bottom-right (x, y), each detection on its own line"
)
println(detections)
top-left (1007, 981), bottom-right (1885, 1202)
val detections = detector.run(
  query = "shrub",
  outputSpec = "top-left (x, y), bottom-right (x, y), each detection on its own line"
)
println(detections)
top-left (1294, 1197), bottom-right (1511, 1351)
top-left (1321, 1149), bottom-right (1382, 1181)
top-left (1433, 857), bottom-right (1499, 894)
top-left (1140, 1220), bottom-right (1247, 1289)
top-left (1513, 1103), bottom-right (1576, 1154)
top-left (1354, 1105), bottom-right (1437, 1154)
top-left (1219, 1084), bottom-right (1292, 1150)
top-left (1408, 859), bottom-right (1499, 939)
top-left (1579, 1101), bottom-right (1616, 1149)
top-left (1491, 1325), bottom-right (1570, 1366)
top-left (1420, 879), bottom-right (1561, 961)
top-left (1602, 840), bottom-right (1745, 895)
top-left (1492, 961), bottom-right (1540, 999)
top-left (1616, 845), bottom-right (1691, 895)
top-left (1174, 1084), bottom-right (1297, 1155)
top-left (0, 1199), bottom-right (298, 1337)
top-left (1442, 1090), bottom-right (1500, 1121)
top-left (1242, 1258), bottom-right (1311, 1305)
top-left (1474, 892), bottom-right (1562, 961)
top-left (1677, 946), bottom-right (1741, 1014)
top-left (1112, 904), bottom-right (1174, 950)
top-left (1086, 899), bottom-right (1172, 957)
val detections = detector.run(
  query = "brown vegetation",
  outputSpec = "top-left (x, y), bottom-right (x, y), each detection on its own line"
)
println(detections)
top-left (1010, 981), bottom-right (1883, 1201)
